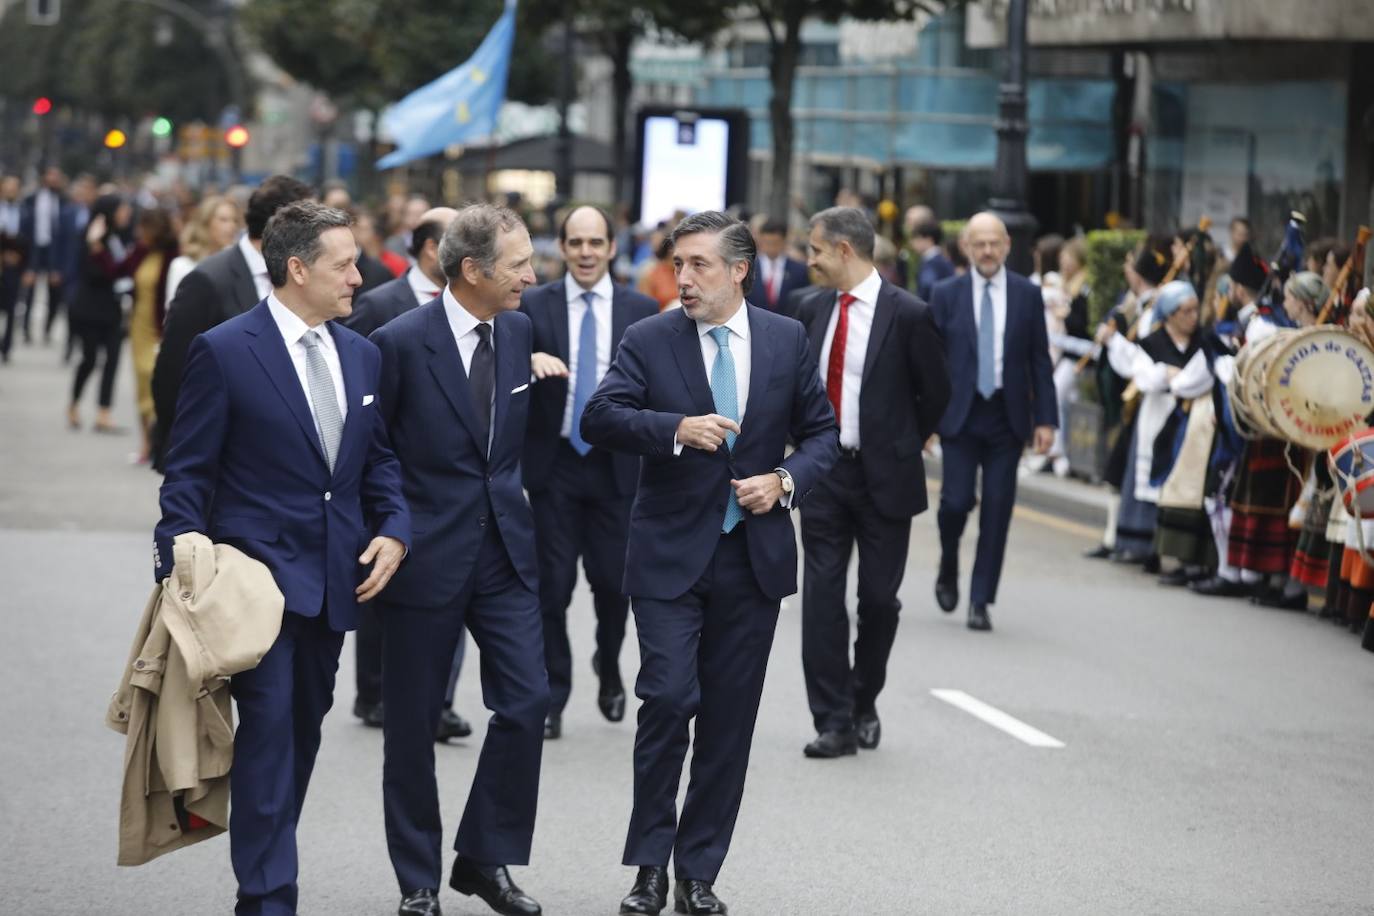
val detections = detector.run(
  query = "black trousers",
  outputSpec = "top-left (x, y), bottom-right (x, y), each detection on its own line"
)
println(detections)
top-left (20, 245), bottom-right (62, 342)
top-left (0, 268), bottom-right (20, 360)
top-left (530, 441), bottom-right (631, 713)
top-left (355, 602), bottom-right (465, 708)
top-left (70, 319), bottom-right (122, 408)
top-left (800, 453), bottom-right (913, 733)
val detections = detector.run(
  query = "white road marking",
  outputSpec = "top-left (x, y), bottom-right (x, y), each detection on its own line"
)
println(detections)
top-left (931, 688), bottom-right (1066, 748)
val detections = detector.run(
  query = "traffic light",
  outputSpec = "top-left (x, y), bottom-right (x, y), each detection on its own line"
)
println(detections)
top-left (224, 125), bottom-right (250, 149)
top-left (104, 129), bottom-right (127, 149)
top-left (32, 96), bottom-right (52, 116)
top-left (152, 116), bottom-right (173, 137)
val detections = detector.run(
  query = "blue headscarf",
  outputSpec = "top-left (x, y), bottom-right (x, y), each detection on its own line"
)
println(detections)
top-left (1154, 280), bottom-right (1198, 321)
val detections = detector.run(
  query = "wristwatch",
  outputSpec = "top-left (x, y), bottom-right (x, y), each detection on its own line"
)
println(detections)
top-left (774, 469), bottom-right (794, 495)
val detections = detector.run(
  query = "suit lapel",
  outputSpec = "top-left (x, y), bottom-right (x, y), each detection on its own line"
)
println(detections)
top-left (610, 286), bottom-right (631, 353)
top-left (738, 306), bottom-right (774, 447)
top-left (958, 274), bottom-right (979, 363)
top-left (424, 303), bottom-right (485, 449)
top-left (329, 324), bottom-right (367, 476)
top-left (490, 313), bottom-right (519, 453)
top-left (230, 248), bottom-right (258, 312)
top-left (804, 289), bottom-right (829, 364)
top-left (861, 282), bottom-right (896, 386)
top-left (548, 283), bottom-right (571, 362)
top-left (244, 302), bottom-right (328, 468)
top-left (670, 310), bottom-right (716, 416)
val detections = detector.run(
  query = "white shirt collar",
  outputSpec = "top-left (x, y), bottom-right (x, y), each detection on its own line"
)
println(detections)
top-left (442, 286), bottom-right (490, 339)
top-left (974, 265), bottom-right (1007, 291)
top-left (239, 233), bottom-right (267, 278)
top-left (406, 266), bottom-right (442, 302)
top-left (565, 270), bottom-right (614, 304)
top-left (696, 300), bottom-right (750, 342)
top-left (844, 267), bottom-right (883, 306)
top-left (266, 293), bottom-right (335, 353)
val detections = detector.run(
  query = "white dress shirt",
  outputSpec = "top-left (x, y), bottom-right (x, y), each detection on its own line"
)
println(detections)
top-left (672, 301), bottom-right (751, 456)
top-left (0, 200), bottom-right (19, 236)
top-left (240, 233), bottom-right (272, 300)
top-left (406, 266), bottom-right (443, 307)
top-left (817, 267), bottom-right (881, 449)
top-left (34, 188), bottom-right (58, 246)
top-left (561, 271), bottom-right (614, 438)
top-left (266, 294), bottom-right (348, 427)
top-left (971, 266), bottom-right (1008, 391)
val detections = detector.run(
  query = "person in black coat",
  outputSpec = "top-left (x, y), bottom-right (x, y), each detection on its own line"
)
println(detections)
top-left (67, 193), bottom-right (133, 432)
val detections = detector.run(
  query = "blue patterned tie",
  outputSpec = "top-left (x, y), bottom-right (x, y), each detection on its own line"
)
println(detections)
top-left (708, 327), bottom-right (743, 533)
top-left (569, 291), bottom-right (598, 455)
top-left (978, 279), bottom-right (997, 398)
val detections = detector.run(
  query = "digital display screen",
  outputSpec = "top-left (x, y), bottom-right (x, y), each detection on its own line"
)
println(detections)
top-left (638, 115), bottom-right (731, 227)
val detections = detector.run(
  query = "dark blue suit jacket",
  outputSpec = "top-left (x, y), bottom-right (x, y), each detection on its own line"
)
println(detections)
top-left (155, 300), bottom-right (411, 631)
top-left (930, 271), bottom-right (1058, 443)
top-left (755, 256), bottom-right (810, 314)
top-left (343, 272), bottom-right (432, 339)
top-left (916, 250), bottom-right (955, 303)
top-left (371, 300), bottom-right (539, 607)
top-left (518, 277), bottom-right (658, 496)
top-left (581, 305), bottom-right (839, 602)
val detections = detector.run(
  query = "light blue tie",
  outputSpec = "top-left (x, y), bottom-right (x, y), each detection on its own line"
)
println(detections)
top-left (978, 280), bottom-right (997, 399)
top-left (569, 291), bottom-right (598, 455)
top-left (708, 327), bottom-right (744, 533)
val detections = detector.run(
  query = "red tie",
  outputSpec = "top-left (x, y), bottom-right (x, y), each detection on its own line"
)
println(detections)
top-left (827, 293), bottom-right (855, 426)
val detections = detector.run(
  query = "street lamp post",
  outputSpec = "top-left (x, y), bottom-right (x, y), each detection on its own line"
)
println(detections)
top-left (987, 0), bottom-right (1037, 275)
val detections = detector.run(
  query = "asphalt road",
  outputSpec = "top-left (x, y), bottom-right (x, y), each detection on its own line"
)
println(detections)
top-left (2, 333), bottom-right (1373, 915)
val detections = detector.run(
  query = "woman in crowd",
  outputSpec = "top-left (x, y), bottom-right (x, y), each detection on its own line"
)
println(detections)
top-left (127, 208), bottom-right (178, 462)
top-left (637, 228), bottom-right (678, 309)
top-left (68, 193), bottom-right (132, 432)
top-left (165, 194), bottom-right (240, 307)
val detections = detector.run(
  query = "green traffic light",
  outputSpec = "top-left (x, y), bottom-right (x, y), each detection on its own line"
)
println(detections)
top-left (152, 117), bottom-right (173, 137)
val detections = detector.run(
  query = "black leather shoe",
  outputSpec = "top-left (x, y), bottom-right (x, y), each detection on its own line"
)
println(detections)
top-left (674, 880), bottom-right (727, 915)
top-left (855, 712), bottom-right (881, 750)
top-left (802, 730), bottom-right (857, 758)
top-left (1157, 568), bottom-right (1192, 587)
top-left (619, 866), bottom-right (669, 915)
top-left (1188, 576), bottom-right (1251, 598)
top-left (1251, 590), bottom-right (1307, 611)
top-left (353, 699), bottom-right (384, 728)
top-left (968, 604), bottom-right (992, 631)
top-left (1083, 544), bottom-right (1112, 560)
top-left (543, 712), bottom-right (561, 740)
top-left (449, 858), bottom-right (541, 916)
top-left (598, 682), bottom-right (627, 722)
top-left (935, 554), bottom-right (959, 613)
top-left (1142, 554), bottom-right (1161, 575)
top-left (398, 888), bottom-right (442, 916)
top-left (436, 708), bottom-right (472, 742)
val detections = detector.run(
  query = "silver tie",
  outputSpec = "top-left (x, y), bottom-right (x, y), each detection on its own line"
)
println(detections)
top-left (301, 329), bottom-right (343, 472)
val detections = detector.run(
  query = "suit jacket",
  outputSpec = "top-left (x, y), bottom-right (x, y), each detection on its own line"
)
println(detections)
top-left (581, 305), bottom-right (839, 602)
top-left (152, 242), bottom-right (260, 452)
top-left (371, 301), bottom-right (539, 607)
top-left (753, 256), bottom-right (809, 313)
top-left (792, 279), bottom-right (952, 518)
top-left (356, 251), bottom-right (394, 296)
top-left (154, 300), bottom-right (410, 631)
top-left (343, 272), bottom-right (428, 339)
top-left (930, 270), bottom-right (1058, 443)
top-left (916, 250), bottom-right (955, 302)
top-left (518, 277), bottom-right (659, 495)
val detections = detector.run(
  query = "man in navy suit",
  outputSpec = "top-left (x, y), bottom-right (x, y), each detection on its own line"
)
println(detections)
top-left (18, 166), bottom-right (67, 346)
top-left (929, 212), bottom-right (1057, 632)
top-left (520, 205), bottom-right (658, 740)
top-left (582, 211), bottom-right (838, 916)
top-left (910, 219), bottom-right (955, 302)
top-left (790, 207), bottom-right (950, 758)
top-left (155, 201), bottom-right (411, 915)
top-left (752, 217), bottom-right (808, 314)
top-left (370, 204), bottom-right (548, 916)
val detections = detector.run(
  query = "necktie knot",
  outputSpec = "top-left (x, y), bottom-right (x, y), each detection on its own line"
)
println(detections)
top-left (708, 326), bottom-right (731, 350)
top-left (839, 292), bottom-right (857, 310)
top-left (475, 323), bottom-right (492, 345)
top-left (302, 329), bottom-right (321, 349)
top-left (582, 290), bottom-right (596, 308)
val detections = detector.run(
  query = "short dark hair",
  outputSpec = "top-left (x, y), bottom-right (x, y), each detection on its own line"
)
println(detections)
top-left (758, 218), bottom-right (787, 237)
top-left (914, 220), bottom-right (943, 244)
top-left (671, 211), bottom-right (757, 295)
top-left (809, 206), bottom-right (876, 260)
top-left (262, 201), bottom-right (353, 288)
top-left (438, 204), bottom-right (524, 281)
top-left (1230, 216), bottom-right (1251, 231)
top-left (409, 216), bottom-right (448, 260)
top-left (246, 175), bottom-right (314, 241)
top-left (558, 205), bottom-right (614, 243)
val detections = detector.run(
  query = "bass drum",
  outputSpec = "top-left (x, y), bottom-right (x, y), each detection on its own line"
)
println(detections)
top-left (1229, 331), bottom-right (1286, 438)
top-left (1262, 327), bottom-right (1374, 450)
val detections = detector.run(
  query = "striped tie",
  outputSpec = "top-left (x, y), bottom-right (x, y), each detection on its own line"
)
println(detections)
top-left (301, 329), bottom-right (343, 472)
top-left (708, 327), bottom-right (743, 533)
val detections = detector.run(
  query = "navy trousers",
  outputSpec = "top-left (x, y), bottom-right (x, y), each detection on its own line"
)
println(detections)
top-left (623, 528), bottom-right (780, 883)
top-left (229, 611), bottom-right (345, 916)
top-left (530, 440), bottom-right (631, 713)
top-left (379, 522), bottom-right (549, 895)
top-left (937, 392), bottom-right (1024, 607)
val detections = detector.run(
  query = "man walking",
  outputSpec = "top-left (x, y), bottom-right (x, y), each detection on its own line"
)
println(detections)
top-left (790, 206), bottom-right (949, 758)
top-left (520, 205), bottom-right (658, 739)
top-left (582, 211), bottom-right (838, 916)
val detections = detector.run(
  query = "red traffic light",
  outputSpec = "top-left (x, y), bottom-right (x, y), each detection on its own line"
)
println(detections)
top-left (224, 125), bottom-right (250, 148)
top-left (32, 97), bottom-right (52, 116)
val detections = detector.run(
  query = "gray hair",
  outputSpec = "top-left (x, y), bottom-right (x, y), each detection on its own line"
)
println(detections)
top-left (438, 203), bottom-right (524, 281)
top-left (670, 210), bottom-right (757, 295)
top-left (809, 206), bottom-right (875, 260)
top-left (262, 201), bottom-right (353, 287)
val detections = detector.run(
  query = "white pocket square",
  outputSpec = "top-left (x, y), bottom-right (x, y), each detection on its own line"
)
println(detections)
top-left (510, 383), bottom-right (529, 395)
top-left (361, 394), bottom-right (375, 406)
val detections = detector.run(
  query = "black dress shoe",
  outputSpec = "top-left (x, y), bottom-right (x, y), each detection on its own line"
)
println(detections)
top-left (674, 880), bottom-right (727, 915)
top-left (436, 708), bottom-right (472, 742)
top-left (1141, 554), bottom-right (1161, 575)
top-left (543, 712), bottom-right (561, 740)
top-left (1157, 568), bottom-right (1192, 587)
top-left (449, 858), bottom-right (541, 916)
top-left (1083, 544), bottom-right (1112, 560)
top-left (1251, 590), bottom-right (1308, 611)
top-left (1188, 576), bottom-right (1250, 598)
top-left (855, 712), bottom-right (881, 750)
top-left (598, 683), bottom-right (627, 722)
top-left (619, 866), bottom-right (669, 915)
top-left (967, 604), bottom-right (992, 631)
top-left (399, 888), bottom-right (442, 916)
top-left (353, 698), bottom-right (384, 728)
top-left (802, 730), bottom-right (857, 758)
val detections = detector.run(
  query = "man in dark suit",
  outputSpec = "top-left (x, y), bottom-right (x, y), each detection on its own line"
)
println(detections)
top-left (0, 174), bottom-right (25, 363)
top-left (930, 212), bottom-right (1058, 632)
top-left (154, 201), bottom-right (410, 914)
top-left (519, 205), bottom-right (658, 740)
top-left (18, 166), bottom-right (67, 346)
top-left (582, 211), bottom-right (838, 916)
top-left (341, 207), bottom-right (471, 740)
top-left (791, 207), bottom-right (950, 758)
top-left (152, 175), bottom-right (313, 469)
top-left (910, 220), bottom-right (955, 302)
top-left (371, 204), bottom-right (548, 916)
top-left (752, 217), bottom-right (808, 314)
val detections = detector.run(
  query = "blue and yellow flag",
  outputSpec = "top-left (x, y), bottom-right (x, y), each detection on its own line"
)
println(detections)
top-left (377, 0), bottom-right (517, 168)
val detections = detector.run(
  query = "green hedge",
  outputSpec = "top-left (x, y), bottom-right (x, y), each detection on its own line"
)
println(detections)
top-left (941, 219), bottom-right (966, 244)
top-left (1084, 229), bottom-right (1145, 327)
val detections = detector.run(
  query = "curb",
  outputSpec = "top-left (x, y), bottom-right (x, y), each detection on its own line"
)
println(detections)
top-left (926, 457), bottom-right (1112, 532)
